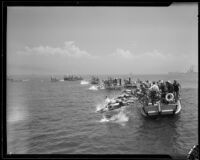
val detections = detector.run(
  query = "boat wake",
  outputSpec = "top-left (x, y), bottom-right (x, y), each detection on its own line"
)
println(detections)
top-left (8, 105), bottom-right (28, 124)
top-left (89, 85), bottom-right (98, 90)
top-left (95, 103), bottom-right (106, 112)
top-left (80, 80), bottom-right (89, 85)
top-left (95, 97), bottom-right (115, 112)
top-left (99, 108), bottom-right (129, 126)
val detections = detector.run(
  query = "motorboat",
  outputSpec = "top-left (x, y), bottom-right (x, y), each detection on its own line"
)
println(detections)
top-left (140, 98), bottom-right (181, 117)
top-left (64, 75), bottom-right (83, 81)
top-left (90, 76), bottom-right (100, 84)
top-left (98, 94), bottom-right (137, 113)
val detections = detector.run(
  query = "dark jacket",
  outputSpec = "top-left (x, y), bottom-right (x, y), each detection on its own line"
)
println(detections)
top-left (173, 82), bottom-right (180, 92)
top-left (167, 83), bottom-right (174, 93)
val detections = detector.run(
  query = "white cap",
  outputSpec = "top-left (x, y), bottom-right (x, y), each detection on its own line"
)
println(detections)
top-left (167, 80), bottom-right (171, 83)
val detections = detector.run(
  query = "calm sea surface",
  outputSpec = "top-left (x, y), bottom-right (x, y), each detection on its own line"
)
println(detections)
top-left (7, 74), bottom-right (198, 157)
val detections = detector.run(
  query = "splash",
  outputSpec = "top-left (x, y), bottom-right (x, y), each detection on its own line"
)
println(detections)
top-left (99, 108), bottom-right (129, 126)
top-left (96, 103), bottom-right (105, 112)
top-left (95, 97), bottom-right (115, 113)
top-left (110, 110), bottom-right (129, 122)
top-left (8, 105), bottom-right (27, 123)
top-left (89, 85), bottom-right (98, 90)
top-left (100, 115), bottom-right (110, 122)
top-left (80, 80), bottom-right (89, 85)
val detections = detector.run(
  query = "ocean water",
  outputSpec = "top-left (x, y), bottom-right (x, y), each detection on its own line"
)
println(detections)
top-left (7, 74), bottom-right (198, 157)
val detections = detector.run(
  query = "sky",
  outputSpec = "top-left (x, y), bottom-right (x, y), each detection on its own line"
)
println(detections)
top-left (7, 3), bottom-right (198, 75)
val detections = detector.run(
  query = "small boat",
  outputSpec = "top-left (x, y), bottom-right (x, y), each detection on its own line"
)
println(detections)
top-left (123, 78), bottom-right (137, 89)
top-left (103, 78), bottom-right (123, 90)
top-left (98, 101), bottom-right (127, 113)
top-left (98, 94), bottom-right (137, 113)
top-left (123, 83), bottom-right (137, 89)
top-left (140, 99), bottom-right (181, 117)
top-left (64, 75), bottom-right (83, 81)
top-left (90, 76), bottom-right (100, 84)
top-left (51, 76), bottom-right (59, 82)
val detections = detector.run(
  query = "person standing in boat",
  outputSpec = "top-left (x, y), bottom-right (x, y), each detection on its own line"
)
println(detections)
top-left (166, 81), bottom-right (174, 93)
top-left (173, 80), bottom-right (181, 102)
top-left (149, 81), bottom-right (160, 105)
top-left (145, 80), bottom-right (151, 88)
top-left (140, 83), bottom-right (149, 105)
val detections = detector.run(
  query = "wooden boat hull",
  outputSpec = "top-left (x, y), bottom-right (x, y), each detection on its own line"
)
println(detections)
top-left (140, 100), bottom-right (181, 117)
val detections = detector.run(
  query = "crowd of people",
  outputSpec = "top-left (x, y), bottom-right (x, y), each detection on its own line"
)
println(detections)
top-left (135, 79), bottom-right (181, 105)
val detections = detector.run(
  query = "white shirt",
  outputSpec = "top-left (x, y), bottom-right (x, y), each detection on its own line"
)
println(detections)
top-left (149, 84), bottom-right (159, 92)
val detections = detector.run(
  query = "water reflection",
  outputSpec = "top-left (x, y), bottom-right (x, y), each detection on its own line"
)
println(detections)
top-left (7, 103), bottom-right (30, 154)
top-left (136, 116), bottom-right (181, 155)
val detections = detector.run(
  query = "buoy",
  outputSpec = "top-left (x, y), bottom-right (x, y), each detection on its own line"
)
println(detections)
top-left (165, 93), bottom-right (174, 102)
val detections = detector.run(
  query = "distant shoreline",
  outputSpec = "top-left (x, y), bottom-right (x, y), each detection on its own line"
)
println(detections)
top-left (7, 72), bottom-right (198, 77)
top-left (7, 73), bottom-right (170, 77)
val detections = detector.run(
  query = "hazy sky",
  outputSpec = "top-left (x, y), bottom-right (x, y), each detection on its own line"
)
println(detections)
top-left (7, 3), bottom-right (198, 75)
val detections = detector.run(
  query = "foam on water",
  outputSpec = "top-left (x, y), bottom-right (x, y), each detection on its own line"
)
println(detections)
top-left (100, 108), bottom-right (129, 126)
top-left (89, 85), bottom-right (98, 90)
top-left (8, 105), bottom-right (27, 123)
top-left (100, 115), bottom-right (110, 122)
top-left (80, 80), bottom-right (89, 85)
top-left (95, 103), bottom-right (105, 112)
top-left (95, 98), bottom-right (114, 112)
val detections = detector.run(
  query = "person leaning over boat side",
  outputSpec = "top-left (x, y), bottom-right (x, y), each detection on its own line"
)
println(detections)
top-left (173, 80), bottom-right (181, 102)
top-left (149, 81), bottom-right (160, 105)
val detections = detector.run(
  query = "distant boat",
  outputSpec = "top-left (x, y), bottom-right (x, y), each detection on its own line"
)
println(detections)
top-left (103, 78), bottom-right (123, 90)
top-left (123, 78), bottom-right (137, 89)
top-left (7, 77), bottom-right (23, 82)
top-left (64, 75), bottom-right (83, 81)
top-left (90, 76), bottom-right (100, 84)
top-left (7, 77), bottom-right (14, 82)
top-left (51, 76), bottom-right (59, 82)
